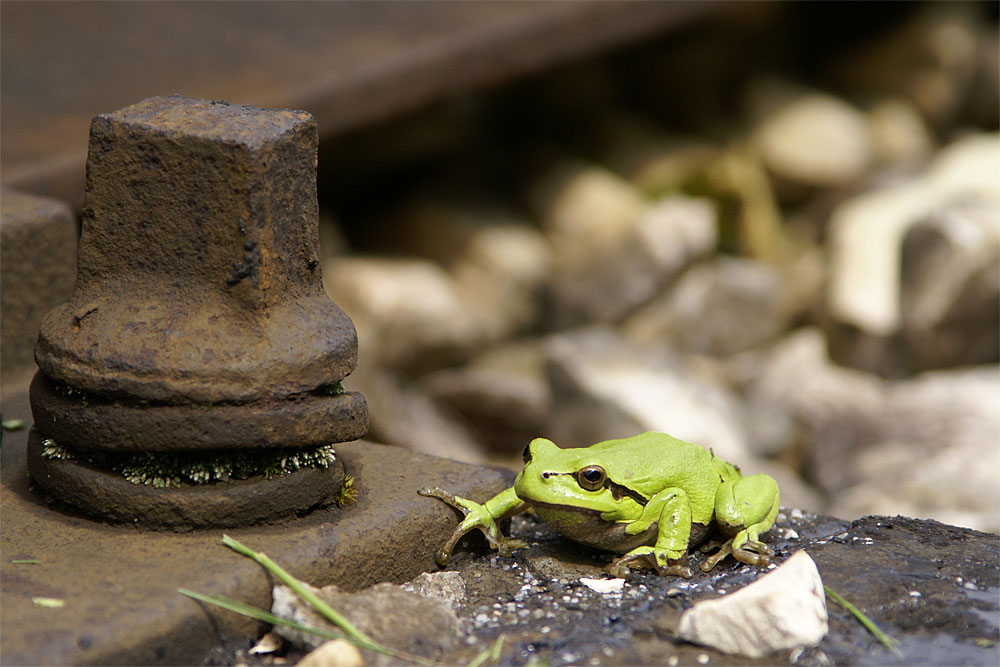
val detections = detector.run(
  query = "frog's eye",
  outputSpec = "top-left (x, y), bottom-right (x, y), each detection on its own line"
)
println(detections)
top-left (522, 443), bottom-right (532, 464)
top-left (576, 465), bottom-right (606, 491)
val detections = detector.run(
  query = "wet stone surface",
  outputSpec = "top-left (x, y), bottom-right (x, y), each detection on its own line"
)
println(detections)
top-left (232, 509), bottom-right (999, 666)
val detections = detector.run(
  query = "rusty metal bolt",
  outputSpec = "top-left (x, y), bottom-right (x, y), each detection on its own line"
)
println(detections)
top-left (27, 95), bottom-right (367, 527)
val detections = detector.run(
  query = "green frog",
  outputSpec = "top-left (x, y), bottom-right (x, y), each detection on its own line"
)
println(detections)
top-left (419, 431), bottom-right (780, 578)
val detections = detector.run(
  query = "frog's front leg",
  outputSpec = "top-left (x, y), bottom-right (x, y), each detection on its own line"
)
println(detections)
top-left (418, 486), bottom-right (529, 566)
top-left (701, 473), bottom-right (780, 572)
top-left (608, 487), bottom-right (694, 578)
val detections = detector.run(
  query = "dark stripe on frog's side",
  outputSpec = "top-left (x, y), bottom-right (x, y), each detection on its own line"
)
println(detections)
top-left (605, 477), bottom-right (649, 506)
top-left (546, 471), bottom-right (649, 507)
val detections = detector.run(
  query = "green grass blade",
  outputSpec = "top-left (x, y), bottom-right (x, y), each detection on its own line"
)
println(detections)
top-left (468, 634), bottom-right (504, 667)
top-left (825, 585), bottom-right (902, 657)
top-left (178, 588), bottom-right (344, 642)
top-left (219, 534), bottom-right (429, 664)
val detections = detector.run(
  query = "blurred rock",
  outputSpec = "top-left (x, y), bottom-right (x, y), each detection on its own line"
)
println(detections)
top-left (348, 361), bottom-right (489, 464)
top-left (963, 27), bottom-right (1000, 130)
top-left (826, 132), bottom-right (999, 375)
top-left (527, 158), bottom-right (717, 325)
top-left (741, 328), bottom-right (1000, 533)
top-left (828, 366), bottom-right (1000, 534)
top-left (420, 340), bottom-right (549, 455)
top-left (739, 328), bottom-right (885, 463)
top-left (323, 256), bottom-right (482, 370)
top-left (677, 550), bottom-right (828, 658)
top-left (900, 198), bottom-right (999, 371)
top-left (829, 3), bottom-right (984, 128)
top-left (751, 82), bottom-right (873, 189)
top-left (866, 98), bottom-right (935, 168)
top-left (544, 326), bottom-right (751, 463)
top-left (383, 199), bottom-right (551, 340)
top-left (297, 640), bottom-right (363, 667)
top-left (598, 114), bottom-right (722, 195)
top-left (400, 571), bottom-right (467, 609)
top-left (624, 257), bottom-right (792, 357)
top-left (272, 581), bottom-right (460, 663)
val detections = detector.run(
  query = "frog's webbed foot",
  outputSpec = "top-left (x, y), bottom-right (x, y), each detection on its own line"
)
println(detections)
top-left (699, 535), bottom-right (774, 572)
top-left (608, 547), bottom-right (693, 579)
top-left (418, 486), bottom-right (528, 566)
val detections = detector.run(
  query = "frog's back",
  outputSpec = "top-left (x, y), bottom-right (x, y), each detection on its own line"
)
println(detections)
top-left (589, 432), bottom-right (739, 509)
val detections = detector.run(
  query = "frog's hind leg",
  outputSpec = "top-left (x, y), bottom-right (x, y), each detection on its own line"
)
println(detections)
top-left (701, 474), bottom-right (779, 572)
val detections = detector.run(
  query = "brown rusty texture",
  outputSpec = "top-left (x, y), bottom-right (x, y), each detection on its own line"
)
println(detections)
top-left (0, 189), bottom-right (77, 387)
top-left (27, 95), bottom-right (368, 526)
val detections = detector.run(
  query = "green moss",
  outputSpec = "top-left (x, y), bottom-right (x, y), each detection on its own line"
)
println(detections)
top-left (52, 382), bottom-right (91, 407)
top-left (40, 439), bottom-right (338, 488)
top-left (333, 474), bottom-right (357, 507)
top-left (316, 381), bottom-right (345, 396)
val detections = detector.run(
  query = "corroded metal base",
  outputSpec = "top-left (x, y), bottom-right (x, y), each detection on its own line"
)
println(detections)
top-left (26, 428), bottom-right (346, 529)
top-left (29, 372), bottom-right (368, 454)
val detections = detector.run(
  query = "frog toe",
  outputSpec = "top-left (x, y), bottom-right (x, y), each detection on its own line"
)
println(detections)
top-left (492, 537), bottom-right (529, 557)
top-left (610, 549), bottom-right (692, 579)
top-left (732, 540), bottom-right (773, 567)
top-left (700, 541), bottom-right (733, 572)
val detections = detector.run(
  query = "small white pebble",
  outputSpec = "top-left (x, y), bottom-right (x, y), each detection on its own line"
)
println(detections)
top-left (580, 577), bottom-right (626, 594)
top-left (697, 652), bottom-right (711, 664)
top-left (786, 528), bottom-right (799, 540)
top-left (668, 656), bottom-right (680, 667)
top-left (791, 508), bottom-right (804, 520)
top-left (909, 591), bottom-right (921, 597)
top-left (964, 582), bottom-right (977, 590)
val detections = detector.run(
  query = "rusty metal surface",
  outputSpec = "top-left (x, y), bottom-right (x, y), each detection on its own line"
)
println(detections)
top-left (0, 416), bottom-right (514, 665)
top-left (0, 190), bottom-right (78, 387)
top-left (35, 96), bottom-right (358, 404)
top-left (30, 373), bottom-right (368, 454)
top-left (25, 428), bottom-right (347, 529)
top-left (26, 96), bottom-right (368, 525)
top-left (1, 1), bottom-right (725, 208)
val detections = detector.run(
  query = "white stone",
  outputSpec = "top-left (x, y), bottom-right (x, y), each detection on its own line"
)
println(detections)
top-left (755, 91), bottom-right (872, 188)
top-left (677, 550), bottom-right (828, 658)
top-left (579, 577), bottom-right (625, 594)
top-left (296, 639), bottom-right (363, 667)
top-left (826, 133), bottom-right (1000, 335)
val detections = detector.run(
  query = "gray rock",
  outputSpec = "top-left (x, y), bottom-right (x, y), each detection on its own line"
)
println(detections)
top-left (544, 326), bottom-right (751, 463)
top-left (867, 98), bottom-right (935, 168)
top-left (825, 132), bottom-right (999, 374)
top-left (900, 196), bottom-right (999, 371)
top-left (384, 199), bottom-right (552, 341)
top-left (419, 340), bottom-right (550, 455)
top-left (528, 158), bottom-right (716, 325)
top-left (741, 329), bottom-right (1000, 532)
top-left (323, 256), bottom-right (482, 369)
top-left (827, 366), bottom-right (1000, 533)
top-left (348, 361), bottom-right (489, 464)
top-left (624, 257), bottom-right (791, 357)
top-left (677, 550), bottom-right (829, 658)
top-left (271, 580), bottom-right (461, 662)
top-left (400, 570), bottom-right (467, 609)
top-left (829, 3), bottom-right (984, 127)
